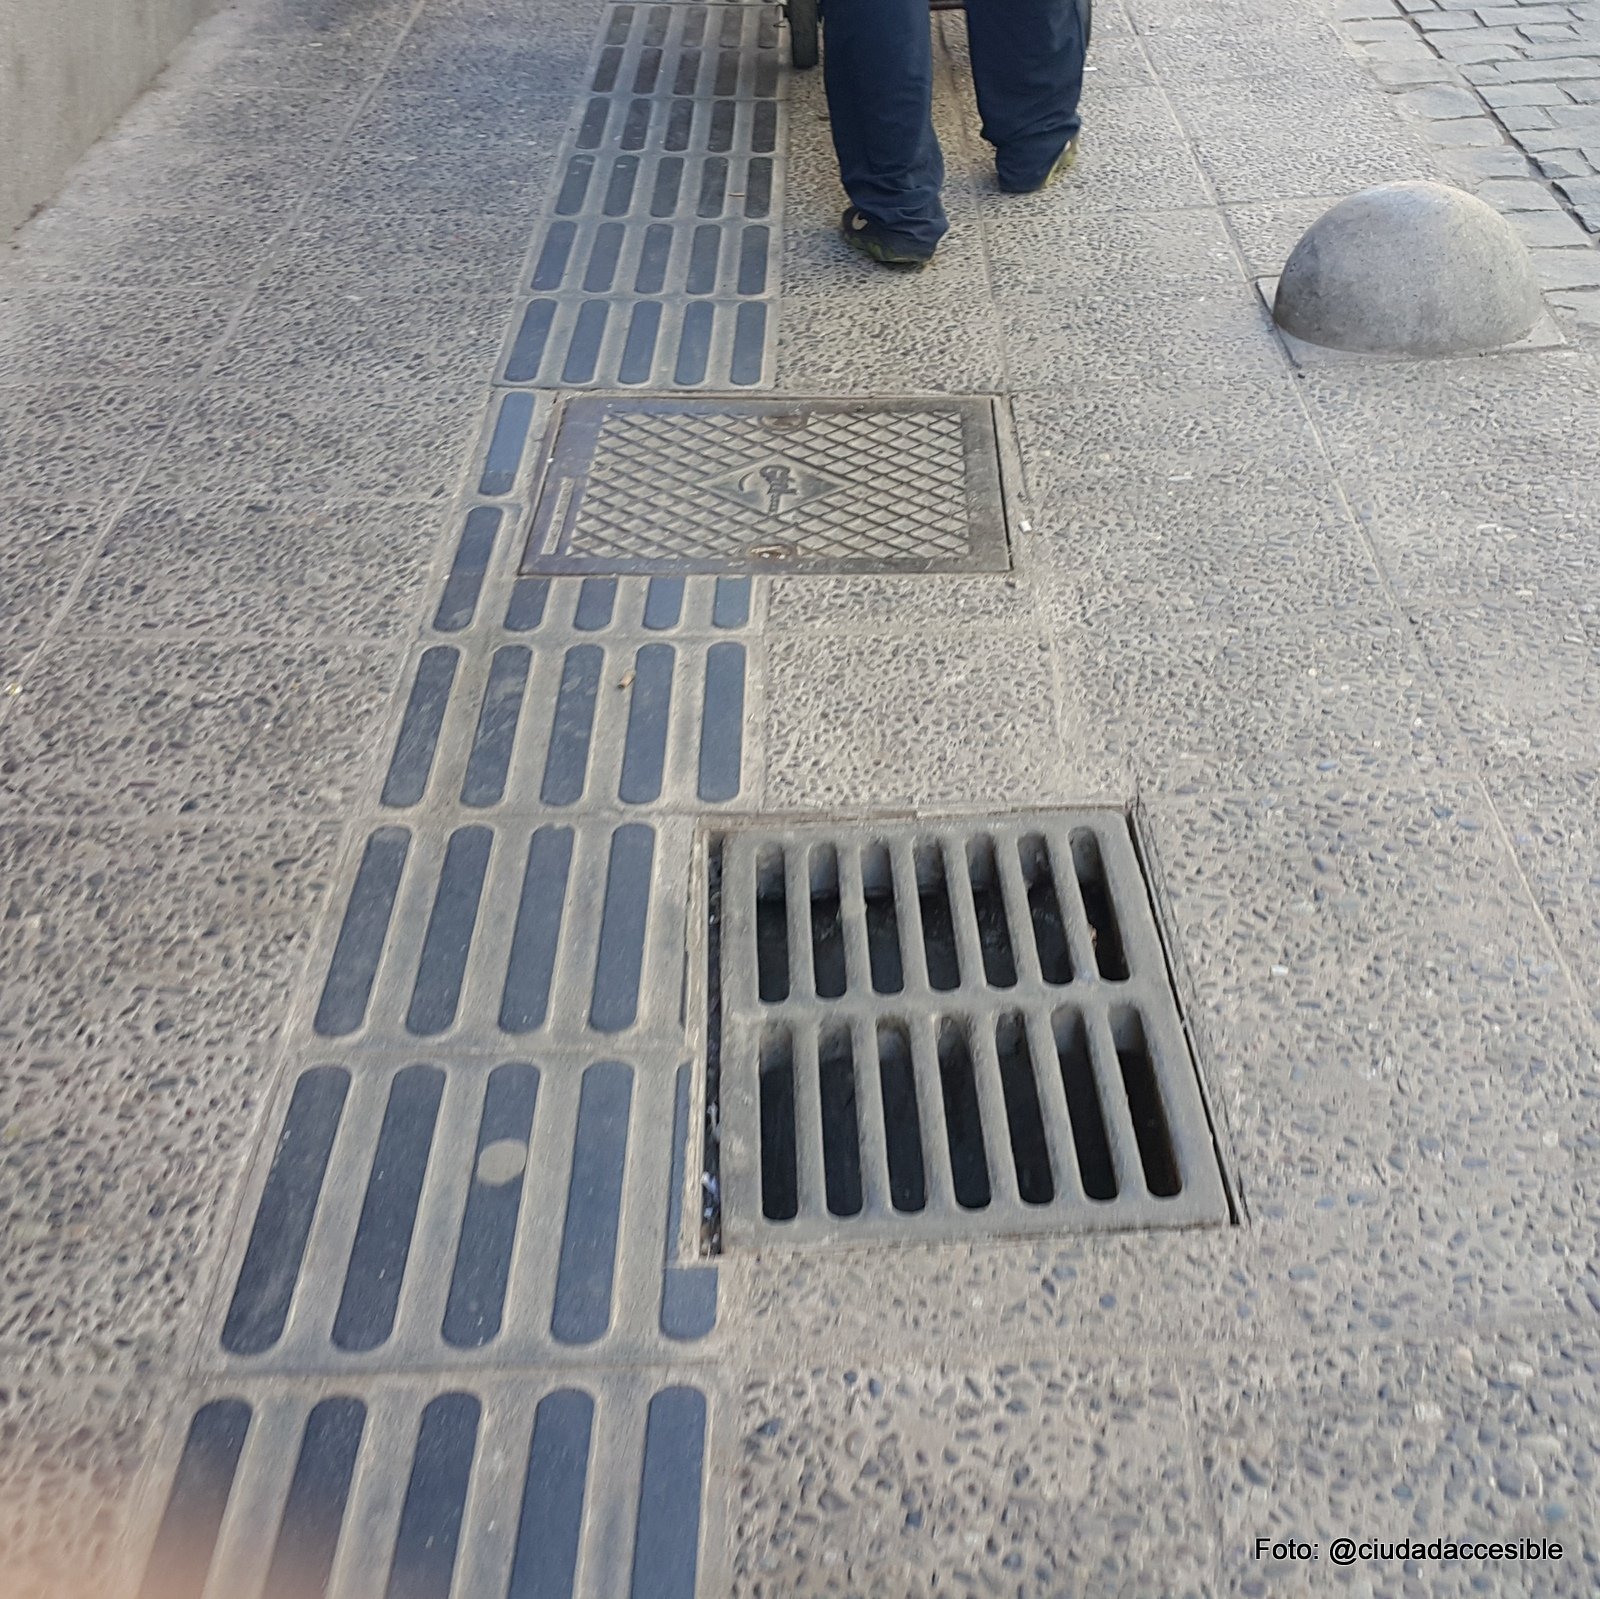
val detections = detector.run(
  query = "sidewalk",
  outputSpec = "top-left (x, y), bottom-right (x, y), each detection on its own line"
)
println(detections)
top-left (1, 0), bottom-right (1598, 1594)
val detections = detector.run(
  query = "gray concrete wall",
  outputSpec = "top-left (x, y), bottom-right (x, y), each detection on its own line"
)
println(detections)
top-left (1, 0), bottom-right (220, 237)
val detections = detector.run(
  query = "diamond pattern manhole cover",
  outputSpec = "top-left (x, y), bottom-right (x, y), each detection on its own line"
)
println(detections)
top-left (519, 395), bottom-right (1012, 575)
top-left (706, 812), bottom-right (1231, 1248)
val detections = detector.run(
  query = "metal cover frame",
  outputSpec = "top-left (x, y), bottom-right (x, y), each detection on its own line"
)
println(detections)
top-left (713, 810), bottom-right (1231, 1248)
top-left (519, 392), bottom-right (1012, 575)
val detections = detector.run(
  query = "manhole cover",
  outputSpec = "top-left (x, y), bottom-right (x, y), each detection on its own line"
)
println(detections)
top-left (519, 395), bottom-right (1011, 575)
top-left (705, 812), bottom-right (1230, 1248)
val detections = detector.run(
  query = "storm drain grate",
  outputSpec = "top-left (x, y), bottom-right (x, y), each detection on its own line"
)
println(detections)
top-left (710, 812), bottom-right (1229, 1247)
top-left (521, 395), bottom-right (1011, 574)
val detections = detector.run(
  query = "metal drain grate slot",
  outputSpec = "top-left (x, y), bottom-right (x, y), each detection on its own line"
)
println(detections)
top-left (714, 813), bottom-right (1230, 1246)
top-left (522, 395), bottom-right (1010, 575)
top-left (214, 1060), bottom-right (714, 1369)
top-left (138, 1379), bottom-right (708, 1599)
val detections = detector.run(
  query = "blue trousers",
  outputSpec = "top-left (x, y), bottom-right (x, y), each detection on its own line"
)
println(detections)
top-left (821, 0), bottom-right (1089, 251)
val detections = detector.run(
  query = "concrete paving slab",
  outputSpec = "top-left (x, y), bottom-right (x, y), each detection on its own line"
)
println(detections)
top-left (70, 500), bottom-right (454, 643)
top-left (0, 1046), bottom-right (275, 1374)
top-left (727, 1360), bottom-right (1216, 1598)
top-left (1196, 1335), bottom-right (1600, 1595)
top-left (0, 639), bottom-right (398, 819)
top-left (0, 818), bottom-right (338, 1055)
top-left (0, 503), bottom-right (107, 681)
top-left (0, 385), bottom-right (177, 509)
top-left (762, 630), bottom-right (1083, 810)
top-left (0, 1377), bottom-right (160, 1598)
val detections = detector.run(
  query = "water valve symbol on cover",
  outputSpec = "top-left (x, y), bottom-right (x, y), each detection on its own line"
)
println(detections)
top-left (755, 462), bottom-right (797, 513)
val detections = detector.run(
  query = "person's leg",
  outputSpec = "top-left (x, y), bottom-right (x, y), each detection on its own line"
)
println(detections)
top-left (965, 0), bottom-right (1089, 193)
top-left (821, 0), bottom-right (949, 254)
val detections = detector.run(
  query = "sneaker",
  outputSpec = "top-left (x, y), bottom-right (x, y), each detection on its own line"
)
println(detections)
top-left (840, 207), bottom-right (935, 269)
top-left (998, 134), bottom-right (1080, 195)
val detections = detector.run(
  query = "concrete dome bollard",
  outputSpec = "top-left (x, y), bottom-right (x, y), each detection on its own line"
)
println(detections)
top-left (1272, 181), bottom-right (1543, 357)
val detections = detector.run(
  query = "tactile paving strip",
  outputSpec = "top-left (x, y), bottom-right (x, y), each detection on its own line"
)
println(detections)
top-left (208, 1061), bottom-right (715, 1373)
top-left (125, 8), bottom-right (796, 1594)
top-left (308, 816), bottom-right (694, 1047)
top-left (520, 395), bottom-right (1011, 575)
top-left (383, 581), bottom-right (752, 814)
top-left (135, 1374), bottom-right (713, 1599)
top-left (714, 812), bottom-right (1230, 1247)
top-left (499, 2), bottom-right (786, 390)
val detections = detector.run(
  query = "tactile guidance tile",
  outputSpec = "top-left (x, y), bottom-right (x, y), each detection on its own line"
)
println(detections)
top-left (312, 817), bottom-right (693, 1046)
top-left (135, 1375), bottom-right (709, 1599)
top-left (521, 395), bottom-right (1011, 574)
top-left (713, 813), bottom-right (1230, 1248)
top-left (383, 617), bottom-right (749, 813)
top-left (207, 1059), bottom-right (713, 1373)
top-left (501, 3), bottom-right (785, 390)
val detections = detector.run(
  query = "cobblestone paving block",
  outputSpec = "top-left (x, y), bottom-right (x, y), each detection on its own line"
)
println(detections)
top-left (1373, 57), bottom-right (1471, 85)
top-left (1510, 209), bottom-right (1600, 243)
top-left (1483, 82), bottom-right (1583, 104)
top-left (1534, 149), bottom-right (1599, 175)
top-left (1423, 115), bottom-right (1513, 143)
top-left (1552, 284), bottom-right (1600, 318)
top-left (1482, 172), bottom-right (1571, 203)
top-left (1436, 142), bottom-right (1542, 177)
top-left (1398, 82), bottom-right (1493, 114)
top-left (1532, 242), bottom-right (1600, 282)
top-left (1557, 171), bottom-right (1600, 212)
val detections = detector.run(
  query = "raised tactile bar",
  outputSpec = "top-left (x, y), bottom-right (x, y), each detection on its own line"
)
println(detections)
top-left (712, 812), bottom-right (1231, 1247)
top-left (310, 818), bottom-right (689, 1048)
top-left (138, 1379), bottom-right (712, 1599)
top-left (501, 3), bottom-right (785, 390)
top-left (208, 1057), bottom-right (715, 1370)
top-left (378, 635), bottom-right (749, 814)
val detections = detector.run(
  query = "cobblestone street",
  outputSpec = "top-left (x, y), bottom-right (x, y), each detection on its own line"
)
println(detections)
top-left (1, 0), bottom-right (1599, 1595)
